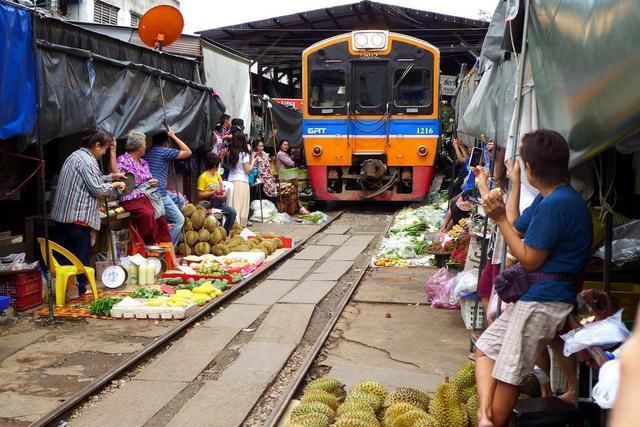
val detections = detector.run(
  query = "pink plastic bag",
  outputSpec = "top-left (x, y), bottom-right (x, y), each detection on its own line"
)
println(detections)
top-left (431, 276), bottom-right (460, 309)
top-left (425, 267), bottom-right (454, 302)
top-left (487, 288), bottom-right (513, 323)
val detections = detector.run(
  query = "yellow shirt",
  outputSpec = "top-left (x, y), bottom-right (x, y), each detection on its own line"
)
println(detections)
top-left (197, 171), bottom-right (222, 203)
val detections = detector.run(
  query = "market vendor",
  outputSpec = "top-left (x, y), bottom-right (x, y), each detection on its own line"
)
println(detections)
top-left (274, 139), bottom-right (310, 215)
top-left (51, 129), bottom-right (126, 295)
top-left (197, 153), bottom-right (236, 235)
top-left (473, 129), bottom-right (592, 427)
top-left (254, 140), bottom-right (278, 201)
top-left (113, 130), bottom-right (172, 245)
top-left (145, 127), bottom-right (192, 246)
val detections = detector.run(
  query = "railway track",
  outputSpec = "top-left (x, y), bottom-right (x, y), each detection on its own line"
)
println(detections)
top-left (33, 207), bottom-right (398, 426)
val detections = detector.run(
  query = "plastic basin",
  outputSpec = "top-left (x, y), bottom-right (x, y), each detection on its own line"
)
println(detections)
top-left (0, 296), bottom-right (11, 311)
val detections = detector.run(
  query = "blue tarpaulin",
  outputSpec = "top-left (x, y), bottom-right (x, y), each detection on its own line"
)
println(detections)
top-left (0, 1), bottom-right (36, 139)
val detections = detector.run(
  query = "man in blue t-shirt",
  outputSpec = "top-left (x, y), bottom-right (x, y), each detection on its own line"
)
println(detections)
top-left (145, 128), bottom-right (192, 246)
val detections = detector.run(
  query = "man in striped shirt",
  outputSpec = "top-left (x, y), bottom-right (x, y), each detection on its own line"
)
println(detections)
top-left (144, 127), bottom-right (192, 246)
top-left (51, 130), bottom-right (125, 294)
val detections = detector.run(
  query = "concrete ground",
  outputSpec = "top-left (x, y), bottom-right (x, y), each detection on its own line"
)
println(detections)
top-left (317, 266), bottom-right (471, 393)
top-left (0, 220), bottom-right (330, 425)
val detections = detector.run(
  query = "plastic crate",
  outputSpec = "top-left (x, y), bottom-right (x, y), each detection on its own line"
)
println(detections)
top-left (0, 271), bottom-right (43, 312)
top-left (582, 281), bottom-right (640, 321)
top-left (461, 294), bottom-right (484, 330)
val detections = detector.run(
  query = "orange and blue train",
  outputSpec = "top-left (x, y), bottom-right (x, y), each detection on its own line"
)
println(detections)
top-left (302, 30), bottom-right (440, 201)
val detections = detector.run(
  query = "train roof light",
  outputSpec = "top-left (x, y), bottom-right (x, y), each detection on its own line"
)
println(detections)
top-left (352, 31), bottom-right (388, 51)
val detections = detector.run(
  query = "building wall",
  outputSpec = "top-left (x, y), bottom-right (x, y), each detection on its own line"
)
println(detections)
top-left (68, 0), bottom-right (180, 26)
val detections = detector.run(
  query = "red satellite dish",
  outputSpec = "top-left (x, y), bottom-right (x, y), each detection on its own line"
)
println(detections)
top-left (138, 5), bottom-right (184, 51)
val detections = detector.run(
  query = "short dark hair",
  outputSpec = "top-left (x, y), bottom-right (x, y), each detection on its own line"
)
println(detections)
top-left (220, 114), bottom-right (231, 123)
top-left (520, 129), bottom-right (570, 186)
top-left (204, 153), bottom-right (221, 170)
top-left (81, 129), bottom-right (112, 149)
top-left (152, 132), bottom-right (169, 146)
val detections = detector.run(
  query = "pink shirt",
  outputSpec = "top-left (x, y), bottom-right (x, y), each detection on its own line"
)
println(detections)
top-left (116, 152), bottom-right (153, 202)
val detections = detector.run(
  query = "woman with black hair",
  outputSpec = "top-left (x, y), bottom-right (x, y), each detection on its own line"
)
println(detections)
top-left (51, 130), bottom-right (126, 294)
top-left (228, 132), bottom-right (257, 227)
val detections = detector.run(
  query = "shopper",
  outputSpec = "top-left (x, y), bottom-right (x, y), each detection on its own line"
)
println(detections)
top-left (474, 129), bottom-right (592, 427)
top-left (276, 139), bottom-right (295, 170)
top-left (196, 153), bottom-right (236, 235)
top-left (254, 140), bottom-right (278, 199)
top-left (51, 130), bottom-right (125, 294)
top-left (228, 132), bottom-right (257, 227)
top-left (114, 130), bottom-right (171, 245)
top-left (145, 127), bottom-right (192, 246)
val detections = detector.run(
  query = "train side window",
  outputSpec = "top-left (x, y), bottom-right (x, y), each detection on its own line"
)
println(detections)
top-left (309, 70), bottom-right (346, 110)
top-left (393, 68), bottom-right (432, 108)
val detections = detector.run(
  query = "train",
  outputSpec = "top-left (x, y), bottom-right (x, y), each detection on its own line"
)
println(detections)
top-left (302, 30), bottom-right (440, 201)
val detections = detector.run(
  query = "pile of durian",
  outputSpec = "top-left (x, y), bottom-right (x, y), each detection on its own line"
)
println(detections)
top-left (285, 363), bottom-right (481, 427)
top-left (177, 203), bottom-right (284, 258)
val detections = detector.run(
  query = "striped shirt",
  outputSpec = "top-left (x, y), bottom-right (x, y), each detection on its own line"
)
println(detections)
top-left (144, 145), bottom-right (179, 196)
top-left (51, 148), bottom-right (114, 230)
top-left (116, 152), bottom-right (152, 202)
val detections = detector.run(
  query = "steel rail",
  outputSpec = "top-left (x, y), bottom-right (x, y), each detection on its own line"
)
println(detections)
top-left (33, 211), bottom-right (344, 427)
top-left (263, 216), bottom-right (394, 427)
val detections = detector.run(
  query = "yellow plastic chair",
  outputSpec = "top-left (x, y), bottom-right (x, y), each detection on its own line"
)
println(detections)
top-left (37, 238), bottom-right (99, 307)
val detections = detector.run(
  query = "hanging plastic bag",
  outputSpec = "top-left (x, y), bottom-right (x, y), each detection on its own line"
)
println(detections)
top-left (487, 288), bottom-right (512, 323)
top-left (561, 310), bottom-right (631, 357)
top-left (425, 267), bottom-right (454, 302)
top-left (592, 359), bottom-right (621, 409)
top-left (453, 268), bottom-right (479, 298)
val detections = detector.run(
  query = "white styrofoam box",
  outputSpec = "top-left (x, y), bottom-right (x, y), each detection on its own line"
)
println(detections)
top-left (461, 296), bottom-right (484, 330)
top-left (110, 298), bottom-right (198, 320)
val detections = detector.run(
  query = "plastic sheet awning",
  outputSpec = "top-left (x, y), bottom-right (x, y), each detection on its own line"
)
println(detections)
top-left (0, 1), bottom-right (36, 139)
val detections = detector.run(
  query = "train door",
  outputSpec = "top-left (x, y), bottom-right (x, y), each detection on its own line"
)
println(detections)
top-left (351, 62), bottom-right (388, 154)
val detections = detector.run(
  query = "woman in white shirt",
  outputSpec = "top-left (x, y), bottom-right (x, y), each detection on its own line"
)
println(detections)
top-left (227, 132), bottom-right (257, 227)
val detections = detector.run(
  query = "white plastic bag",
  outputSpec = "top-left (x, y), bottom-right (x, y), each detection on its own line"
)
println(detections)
top-left (453, 269), bottom-right (479, 298)
top-left (377, 237), bottom-right (417, 259)
top-left (250, 200), bottom-right (278, 222)
top-left (561, 310), bottom-right (631, 357)
top-left (592, 359), bottom-right (621, 409)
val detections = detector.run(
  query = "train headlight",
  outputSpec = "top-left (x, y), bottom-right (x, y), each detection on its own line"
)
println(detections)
top-left (352, 31), bottom-right (388, 51)
top-left (417, 145), bottom-right (428, 157)
top-left (312, 146), bottom-right (323, 157)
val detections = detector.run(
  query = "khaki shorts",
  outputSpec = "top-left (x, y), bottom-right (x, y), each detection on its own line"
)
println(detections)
top-left (476, 301), bottom-right (573, 386)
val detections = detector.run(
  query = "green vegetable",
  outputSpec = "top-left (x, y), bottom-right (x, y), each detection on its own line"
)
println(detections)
top-left (300, 212), bottom-right (325, 224)
top-left (128, 287), bottom-right (163, 299)
top-left (89, 296), bottom-right (122, 316)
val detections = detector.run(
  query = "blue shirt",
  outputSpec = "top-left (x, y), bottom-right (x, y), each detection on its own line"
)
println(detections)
top-left (516, 185), bottom-right (592, 304)
top-left (144, 145), bottom-right (180, 196)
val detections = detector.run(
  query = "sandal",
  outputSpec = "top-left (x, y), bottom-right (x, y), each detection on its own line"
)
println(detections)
top-left (299, 207), bottom-right (310, 215)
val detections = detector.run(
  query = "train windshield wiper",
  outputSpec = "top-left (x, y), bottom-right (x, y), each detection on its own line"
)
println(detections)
top-left (393, 63), bottom-right (414, 89)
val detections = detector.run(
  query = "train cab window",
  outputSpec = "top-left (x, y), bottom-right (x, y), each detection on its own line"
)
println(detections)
top-left (353, 62), bottom-right (388, 114)
top-left (309, 70), bottom-right (346, 112)
top-left (393, 68), bottom-right (432, 108)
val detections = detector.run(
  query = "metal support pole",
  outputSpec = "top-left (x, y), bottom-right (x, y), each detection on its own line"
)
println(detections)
top-left (603, 150), bottom-right (615, 295)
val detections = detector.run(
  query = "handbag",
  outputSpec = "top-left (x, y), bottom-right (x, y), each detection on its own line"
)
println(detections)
top-left (494, 263), bottom-right (576, 303)
top-left (140, 182), bottom-right (165, 219)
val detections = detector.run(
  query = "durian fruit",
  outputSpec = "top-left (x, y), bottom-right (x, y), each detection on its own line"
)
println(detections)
top-left (194, 242), bottom-right (211, 256)
top-left (185, 231), bottom-right (199, 246)
top-left (452, 362), bottom-right (476, 391)
top-left (191, 209), bottom-right (206, 229)
top-left (337, 401), bottom-right (377, 417)
top-left (300, 389), bottom-right (338, 410)
top-left (428, 380), bottom-right (468, 427)
top-left (203, 215), bottom-right (218, 232)
top-left (198, 229), bottom-right (211, 243)
top-left (334, 410), bottom-right (380, 426)
top-left (383, 388), bottom-right (430, 412)
top-left (181, 203), bottom-right (196, 217)
top-left (219, 226), bottom-right (228, 241)
top-left (519, 374), bottom-right (541, 398)
top-left (177, 243), bottom-right (191, 256)
top-left (351, 381), bottom-right (388, 403)
top-left (211, 244), bottom-right (225, 256)
top-left (382, 402), bottom-right (419, 427)
top-left (304, 378), bottom-right (346, 399)
top-left (274, 237), bottom-right (284, 248)
top-left (344, 391), bottom-right (383, 412)
top-left (285, 412), bottom-right (331, 427)
top-left (389, 409), bottom-right (432, 427)
top-left (290, 402), bottom-right (335, 422)
top-left (228, 236), bottom-right (244, 246)
top-left (333, 418), bottom-right (378, 427)
top-left (210, 229), bottom-right (221, 246)
top-left (459, 386), bottom-right (476, 404)
top-left (183, 218), bottom-right (193, 232)
top-left (465, 392), bottom-right (480, 427)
